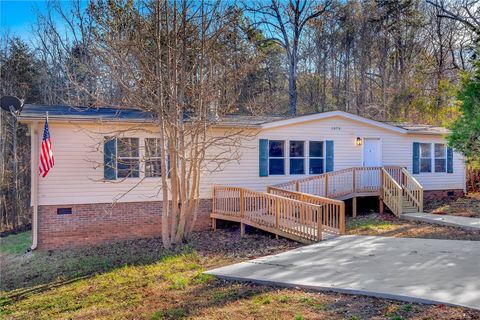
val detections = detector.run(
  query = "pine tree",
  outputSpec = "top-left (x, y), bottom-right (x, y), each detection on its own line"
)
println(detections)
top-left (448, 48), bottom-right (480, 168)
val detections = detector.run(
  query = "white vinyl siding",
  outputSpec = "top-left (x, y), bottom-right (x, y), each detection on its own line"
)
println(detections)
top-left (33, 116), bottom-right (466, 206)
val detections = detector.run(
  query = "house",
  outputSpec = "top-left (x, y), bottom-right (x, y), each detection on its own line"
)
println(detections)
top-left (18, 105), bottom-right (466, 249)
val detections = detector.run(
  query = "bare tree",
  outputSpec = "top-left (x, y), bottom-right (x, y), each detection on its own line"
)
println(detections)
top-left (38, 0), bottom-right (253, 247)
top-left (245, 0), bottom-right (332, 116)
top-left (426, 0), bottom-right (480, 37)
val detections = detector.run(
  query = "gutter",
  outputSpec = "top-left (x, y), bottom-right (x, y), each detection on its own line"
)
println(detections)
top-left (30, 121), bottom-right (39, 250)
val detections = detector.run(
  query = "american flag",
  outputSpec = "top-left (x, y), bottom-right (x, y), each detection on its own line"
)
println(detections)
top-left (39, 119), bottom-right (54, 177)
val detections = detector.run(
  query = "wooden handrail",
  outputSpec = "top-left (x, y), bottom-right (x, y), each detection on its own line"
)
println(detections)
top-left (213, 185), bottom-right (345, 242)
top-left (272, 166), bottom-right (396, 199)
top-left (381, 168), bottom-right (403, 216)
top-left (401, 168), bottom-right (424, 212)
top-left (267, 187), bottom-right (345, 235)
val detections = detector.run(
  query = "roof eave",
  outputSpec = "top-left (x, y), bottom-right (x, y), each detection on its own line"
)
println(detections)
top-left (260, 110), bottom-right (408, 134)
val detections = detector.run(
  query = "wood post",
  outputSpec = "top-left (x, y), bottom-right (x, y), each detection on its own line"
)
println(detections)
top-left (212, 218), bottom-right (217, 231)
top-left (352, 197), bottom-right (357, 218)
top-left (325, 174), bottom-right (329, 197)
top-left (240, 189), bottom-right (245, 218)
top-left (379, 197), bottom-right (384, 215)
top-left (339, 202), bottom-right (345, 235)
top-left (275, 199), bottom-right (280, 239)
top-left (317, 207), bottom-right (323, 241)
top-left (240, 222), bottom-right (245, 236)
top-left (352, 167), bottom-right (356, 193)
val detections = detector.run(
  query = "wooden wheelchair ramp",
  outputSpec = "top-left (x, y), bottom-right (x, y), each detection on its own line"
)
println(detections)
top-left (212, 186), bottom-right (345, 243)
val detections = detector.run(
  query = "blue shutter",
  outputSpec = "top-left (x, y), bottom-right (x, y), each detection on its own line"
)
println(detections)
top-left (325, 140), bottom-right (334, 172)
top-left (259, 139), bottom-right (269, 177)
top-left (412, 142), bottom-right (420, 174)
top-left (447, 147), bottom-right (453, 173)
top-left (104, 137), bottom-right (117, 180)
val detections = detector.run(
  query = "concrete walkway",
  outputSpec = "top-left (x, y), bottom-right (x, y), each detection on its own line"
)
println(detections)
top-left (402, 212), bottom-right (480, 231)
top-left (206, 236), bottom-right (480, 310)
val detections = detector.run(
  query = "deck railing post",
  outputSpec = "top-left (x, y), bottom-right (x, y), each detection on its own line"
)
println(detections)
top-left (317, 207), bottom-right (322, 241)
top-left (275, 199), bottom-right (280, 239)
top-left (352, 167), bottom-right (356, 193)
top-left (240, 189), bottom-right (245, 218)
top-left (325, 174), bottom-right (329, 197)
top-left (339, 202), bottom-right (345, 234)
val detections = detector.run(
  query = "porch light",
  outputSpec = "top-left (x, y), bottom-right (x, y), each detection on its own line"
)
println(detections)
top-left (356, 137), bottom-right (362, 146)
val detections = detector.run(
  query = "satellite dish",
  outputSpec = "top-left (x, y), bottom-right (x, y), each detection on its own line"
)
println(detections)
top-left (0, 96), bottom-right (23, 112)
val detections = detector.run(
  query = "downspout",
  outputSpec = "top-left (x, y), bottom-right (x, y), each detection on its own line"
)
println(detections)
top-left (30, 121), bottom-right (39, 250)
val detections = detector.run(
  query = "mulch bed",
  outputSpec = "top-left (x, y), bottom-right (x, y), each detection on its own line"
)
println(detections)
top-left (346, 212), bottom-right (480, 241)
top-left (425, 193), bottom-right (480, 218)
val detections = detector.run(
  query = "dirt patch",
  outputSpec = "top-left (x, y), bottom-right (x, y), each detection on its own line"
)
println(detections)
top-left (425, 193), bottom-right (480, 218)
top-left (347, 213), bottom-right (480, 241)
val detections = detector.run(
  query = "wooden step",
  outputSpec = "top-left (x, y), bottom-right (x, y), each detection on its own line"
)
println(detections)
top-left (402, 207), bottom-right (418, 213)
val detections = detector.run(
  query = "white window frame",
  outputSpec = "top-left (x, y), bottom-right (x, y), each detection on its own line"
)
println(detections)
top-left (268, 140), bottom-right (286, 175)
top-left (434, 143), bottom-right (447, 173)
top-left (144, 138), bottom-right (162, 178)
top-left (117, 137), bottom-right (140, 179)
top-left (419, 143), bottom-right (432, 173)
top-left (308, 140), bottom-right (325, 175)
top-left (289, 140), bottom-right (305, 175)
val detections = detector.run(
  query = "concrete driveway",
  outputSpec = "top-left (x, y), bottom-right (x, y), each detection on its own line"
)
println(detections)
top-left (206, 236), bottom-right (480, 310)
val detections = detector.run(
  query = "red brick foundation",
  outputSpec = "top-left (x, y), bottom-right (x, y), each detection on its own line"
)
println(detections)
top-left (37, 199), bottom-right (212, 250)
top-left (423, 189), bottom-right (464, 202)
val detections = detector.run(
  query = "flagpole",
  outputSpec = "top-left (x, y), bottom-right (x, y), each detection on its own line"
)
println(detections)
top-left (46, 111), bottom-right (49, 122)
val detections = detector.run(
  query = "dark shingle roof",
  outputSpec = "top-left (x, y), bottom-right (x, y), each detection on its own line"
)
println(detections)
top-left (18, 104), bottom-right (154, 122)
top-left (17, 104), bottom-right (449, 134)
top-left (386, 122), bottom-right (450, 134)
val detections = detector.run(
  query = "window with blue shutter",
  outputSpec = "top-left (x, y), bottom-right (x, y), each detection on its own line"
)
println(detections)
top-left (325, 140), bottom-right (334, 172)
top-left (104, 137), bottom-right (117, 180)
top-left (259, 139), bottom-right (269, 177)
top-left (447, 147), bottom-right (453, 173)
top-left (412, 142), bottom-right (420, 174)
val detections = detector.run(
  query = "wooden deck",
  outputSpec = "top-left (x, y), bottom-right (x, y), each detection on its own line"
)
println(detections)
top-left (211, 166), bottom-right (423, 243)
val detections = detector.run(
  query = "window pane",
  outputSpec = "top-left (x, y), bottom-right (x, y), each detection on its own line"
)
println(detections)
top-left (117, 159), bottom-right (140, 178)
top-left (269, 140), bottom-right (284, 157)
top-left (118, 138), bottom-right (139, 157)
top-left (290, 141), bottom-right (304, 157)
top-left (309, 159), bottom-right (324, 174)
top-left (290, 159), bottom-right (304, 174)
top-left (420, 158), bottom-right (431, 173)
top-left (309, 141), bottom-right (323, 157)
top-left (145, 138), bottom-right (161, 157)
top-left (435, 144), bottom-right (446, 158)
top-left (435, 159), bottom-right (446, 172)
top-left (269, 159), bottom-right (284, 175)
top-left (145, 160), bottom-right (161, 177)
top-left (420, 143), bottom-right (431, 158)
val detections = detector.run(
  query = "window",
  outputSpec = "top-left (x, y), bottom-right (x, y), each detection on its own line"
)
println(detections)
top-left (117, 138), bottom-right (140, 178)
top-left (269, 140), bottom-right (285, 175)
top-left (289, 141), bottom-right (305, 174)
top-left (145, 138), bottom-right (162, 177)
top-left (434, 143), bottom-right (446, 173)
top-left (309, 141), bottom-right (324, 174)
top-left (419, 143), bottom-right (432, 173)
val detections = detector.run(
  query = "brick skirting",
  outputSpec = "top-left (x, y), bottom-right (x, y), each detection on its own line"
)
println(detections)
top-left (37, 199), bottom-right (212, 250)
top-left (423, 189), bottom-right (464, 202)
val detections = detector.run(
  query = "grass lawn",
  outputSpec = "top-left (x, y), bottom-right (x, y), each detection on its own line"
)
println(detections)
top-left (0, 231), bottom-right (32, 255)
top-left (1, 227), bottom-right (479, 319)
top-left (424, 193), bottom-right (480, 218)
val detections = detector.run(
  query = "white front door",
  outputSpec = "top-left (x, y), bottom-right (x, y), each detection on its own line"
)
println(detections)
top-left (363, 138), bottom-right (382, 167)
